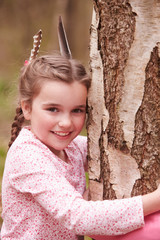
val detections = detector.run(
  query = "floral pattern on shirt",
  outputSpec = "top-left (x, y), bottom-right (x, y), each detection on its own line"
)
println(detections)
top-left (1, 127), bottom-right (144, 240)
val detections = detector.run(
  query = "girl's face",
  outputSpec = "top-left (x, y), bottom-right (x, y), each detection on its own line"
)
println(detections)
top-left (21, 80), bottom-right (87, 157)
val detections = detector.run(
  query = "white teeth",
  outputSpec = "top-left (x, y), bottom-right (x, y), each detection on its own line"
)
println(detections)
top-left (54, 131), bottom-right (69, 136)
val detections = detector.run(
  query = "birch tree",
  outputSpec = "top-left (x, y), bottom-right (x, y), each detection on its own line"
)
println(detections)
top-left (87, 0), bottom-right (160, 201)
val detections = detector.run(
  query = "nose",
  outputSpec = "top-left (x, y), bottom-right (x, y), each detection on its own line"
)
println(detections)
top-left (58, 113), bottom-right (72, 129)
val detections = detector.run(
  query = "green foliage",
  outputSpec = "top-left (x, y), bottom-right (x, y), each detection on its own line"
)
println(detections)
top-left (0, 77), bottom-right (17, 117)
top-left (0, 144), bottom-right (7, 227)
top-left (0, 145), bottom-right (7, 189)
top-left (85, 172), bottom-right (89, 189)
top-left (0, 79), bottom-right (10, 93)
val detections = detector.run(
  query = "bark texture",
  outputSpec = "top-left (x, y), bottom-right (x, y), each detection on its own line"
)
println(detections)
top-left (87, 6), bottom-right (106, 200)
top-left (88, 0), bottom-right (160, 200)
top-left (131, 45), bottom-right (160, 195)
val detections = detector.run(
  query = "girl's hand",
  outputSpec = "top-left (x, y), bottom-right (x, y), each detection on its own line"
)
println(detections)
top-left (142, 185), bottom-right (160, 216)
top-left (83, 189), bottom-right (89, 201)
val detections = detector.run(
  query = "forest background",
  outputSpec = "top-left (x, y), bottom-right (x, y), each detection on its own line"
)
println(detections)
top-left (0, 0), bottom-right (93, 227)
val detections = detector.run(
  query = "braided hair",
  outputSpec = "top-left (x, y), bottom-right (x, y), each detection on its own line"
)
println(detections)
top-left (8, 106), bottom-right (24, 147)
top-left (8, 54), bottom-right (91, 147)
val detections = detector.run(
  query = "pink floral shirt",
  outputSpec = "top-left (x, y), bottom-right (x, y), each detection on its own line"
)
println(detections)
top-left (1, 127), bottom-right (144, 240)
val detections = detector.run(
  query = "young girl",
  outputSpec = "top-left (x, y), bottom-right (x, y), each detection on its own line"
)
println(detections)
top-left (1, 31), bottom-right (160, 240)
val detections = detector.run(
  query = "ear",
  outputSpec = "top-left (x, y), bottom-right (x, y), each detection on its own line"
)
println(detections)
top-left (21, 100), bottom-right (31, 120)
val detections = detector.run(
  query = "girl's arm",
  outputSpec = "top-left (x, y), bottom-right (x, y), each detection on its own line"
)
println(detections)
top-left (7, 141), bottom-right (159, 237)
top-left (142, 186), bottom-right (160, 216)
top-left (90, 190), bottom-right (160, 240)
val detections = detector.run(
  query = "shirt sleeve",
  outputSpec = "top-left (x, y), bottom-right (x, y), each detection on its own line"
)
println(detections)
top-left (9, 143), bottom-right (144, 237)
top-left (90, 212), bottom-right (160, 240)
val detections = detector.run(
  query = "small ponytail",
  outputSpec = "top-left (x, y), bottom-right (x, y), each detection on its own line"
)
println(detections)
top-left (8, 105), bottom-right (24, 148)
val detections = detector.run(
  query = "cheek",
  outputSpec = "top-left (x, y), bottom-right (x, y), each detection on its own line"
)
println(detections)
top-left (39, 113), bottom-right (53, 123)
top-left (76, 115), bottom-right (86, 129)
top-left (32, 114), bottom-right (53, 132)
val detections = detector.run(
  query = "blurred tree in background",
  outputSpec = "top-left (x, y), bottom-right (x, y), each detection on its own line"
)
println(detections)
top-left (0, 0), bottom-right (92, 146)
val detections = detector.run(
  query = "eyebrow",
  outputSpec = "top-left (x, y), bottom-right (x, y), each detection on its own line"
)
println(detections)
top-left (74, 105), bottom-right (86, 108)
top-left (42, 103), bottom-right (86, 108)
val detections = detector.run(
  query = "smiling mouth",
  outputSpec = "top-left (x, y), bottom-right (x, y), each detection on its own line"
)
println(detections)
top-left (53, 131), bottom-right (70, 136)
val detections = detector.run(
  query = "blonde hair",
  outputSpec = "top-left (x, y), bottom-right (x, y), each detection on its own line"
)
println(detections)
top-left (9, 54), bottom-right (91, 147)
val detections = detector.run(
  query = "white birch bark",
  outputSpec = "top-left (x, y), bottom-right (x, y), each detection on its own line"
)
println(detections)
top-left (88, 0), bottom-right (160, 200)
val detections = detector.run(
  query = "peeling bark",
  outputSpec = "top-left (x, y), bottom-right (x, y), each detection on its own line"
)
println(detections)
top-left (131, 45), bottom-right (160, 196)
top-left (88, 0), bottom-right (160, 201)
top-left (98, 0), bottom-right (136, 151)
top-left (87, 5), bottom-right (107, 200)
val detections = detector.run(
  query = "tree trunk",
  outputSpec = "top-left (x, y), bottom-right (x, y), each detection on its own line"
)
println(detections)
top-left (88, 0), bottom-right (160, 201)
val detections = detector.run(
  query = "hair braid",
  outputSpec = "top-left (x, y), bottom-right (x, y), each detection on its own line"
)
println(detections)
top-left (8, 106), bottom-right (24, 148)
top-left (8, 54), bottom-right (91, 148)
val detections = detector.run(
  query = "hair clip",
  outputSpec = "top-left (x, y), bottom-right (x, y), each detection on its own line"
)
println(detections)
top-left (24, 60), bottom-right (29, 66)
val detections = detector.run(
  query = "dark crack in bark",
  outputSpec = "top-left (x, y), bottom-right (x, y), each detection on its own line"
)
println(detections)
top-left (131, 46), bottom-right (160, 196)
top-left (93, 0), bottom-right (136, 199)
